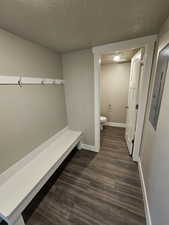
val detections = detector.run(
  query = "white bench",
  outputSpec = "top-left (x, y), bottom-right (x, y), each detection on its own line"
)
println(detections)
top-left (0, 128), bottom-right (82, 225)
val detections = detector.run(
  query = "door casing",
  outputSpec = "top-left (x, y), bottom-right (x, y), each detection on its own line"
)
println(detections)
top-left (92, 35), bottom-right (156, 161)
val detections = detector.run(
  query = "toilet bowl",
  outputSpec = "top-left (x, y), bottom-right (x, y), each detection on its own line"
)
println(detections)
top-left (100, 116), bottom-right (107, 130)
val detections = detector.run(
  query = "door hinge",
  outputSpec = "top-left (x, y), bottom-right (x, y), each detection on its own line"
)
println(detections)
top-left (140, 60), bottom-right (144, 66)
top-left (131, 139), bottom-right (135, 156)
top-left (136, 104), bottom-right (139, 110)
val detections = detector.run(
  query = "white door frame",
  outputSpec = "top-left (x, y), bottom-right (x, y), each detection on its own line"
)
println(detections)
top-left (92, 35), bottom-right (157, 161)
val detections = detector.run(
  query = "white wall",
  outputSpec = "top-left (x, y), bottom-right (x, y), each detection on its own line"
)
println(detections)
top-left (0, 29), bottom-right (67, 174)
top-left (101, 63), bottom-right (130, 123)
top-left (140, 16), bottom-right (169, 225)
top-left (62, 49), bottom-right (95, 146)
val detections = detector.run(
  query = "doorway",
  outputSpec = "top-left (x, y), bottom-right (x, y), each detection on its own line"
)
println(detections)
top-left (92, 36), bottom-right (156, 161)
top-left (100, 48), bottom-right (143, 156)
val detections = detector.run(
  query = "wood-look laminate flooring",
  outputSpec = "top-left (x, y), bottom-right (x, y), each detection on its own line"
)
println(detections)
top-left (22, 126), bottom-right (146, 225)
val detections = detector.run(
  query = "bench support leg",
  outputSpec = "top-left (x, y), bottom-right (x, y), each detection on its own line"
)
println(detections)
top-left (77, 142), bottom-right (82, 150)
top-left (12, 215), bottom-right (25, 225)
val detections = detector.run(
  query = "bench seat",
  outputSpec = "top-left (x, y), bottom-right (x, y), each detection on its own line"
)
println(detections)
top-left (0, 128), bottom-right (82, 225)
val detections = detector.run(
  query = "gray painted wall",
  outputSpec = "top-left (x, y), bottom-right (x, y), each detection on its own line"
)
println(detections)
top-left (62, 49), bottom-right (95, 146)
top-left (140, 16), bottom-right (169, 225)
top-left (101, 63), bottom-right (130, 123)
top-left (0, 29), bottom-right (67, 174)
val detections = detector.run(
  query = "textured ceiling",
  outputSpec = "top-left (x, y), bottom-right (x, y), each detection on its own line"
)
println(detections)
top-left (0, 0), bottom-right (169, 53)
top-left (101, 49), bottom-right (138, 64)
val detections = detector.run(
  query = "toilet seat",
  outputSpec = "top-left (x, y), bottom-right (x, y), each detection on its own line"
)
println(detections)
top-left (100, 116), bottom-right (107, 123)
top-left (100, 116), bottom-right (107, 130)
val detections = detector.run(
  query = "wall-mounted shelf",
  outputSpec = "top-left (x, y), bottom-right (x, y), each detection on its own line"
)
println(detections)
top-left (0, 76), bottom-right (64, 85)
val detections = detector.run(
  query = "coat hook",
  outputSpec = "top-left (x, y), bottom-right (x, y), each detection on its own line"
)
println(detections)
top-left (18, 77), bottom-right (22, 88)
top-left (41, 80), bottom-right (45, 85)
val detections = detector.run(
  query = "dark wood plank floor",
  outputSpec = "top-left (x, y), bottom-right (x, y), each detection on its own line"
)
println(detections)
top-left (22, 126), bottom-right (146, 225)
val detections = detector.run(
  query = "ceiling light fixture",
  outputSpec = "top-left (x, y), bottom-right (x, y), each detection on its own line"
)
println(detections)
top-left (113, 55), bottom-right (121, 62)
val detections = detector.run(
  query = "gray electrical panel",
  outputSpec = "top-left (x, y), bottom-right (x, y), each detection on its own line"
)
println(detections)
top-left (149, 43), bottom-right (169, 130)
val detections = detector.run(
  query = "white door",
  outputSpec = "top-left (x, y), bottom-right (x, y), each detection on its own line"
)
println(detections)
top-left (125, 50), bottom-right (143, 155)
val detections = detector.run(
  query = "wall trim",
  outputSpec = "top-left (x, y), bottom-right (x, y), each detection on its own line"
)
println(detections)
top-left (138, 158), bottom-right (152, 225)
top-left (92, 35), bottom-right (157, 160)
top-left (93, 35), bottom-right (157, 55)
top-left (105, 122), bottom-right (126, 128)
top-left (79, 143), bottom-right (98, 152)
top-left (0, 126), bottom-right (69, 186)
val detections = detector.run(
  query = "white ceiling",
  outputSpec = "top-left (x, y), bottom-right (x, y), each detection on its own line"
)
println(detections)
top-left (0, 0), bottom-right (169, 53)
top-left (101, 49), bottom-right (138, 64)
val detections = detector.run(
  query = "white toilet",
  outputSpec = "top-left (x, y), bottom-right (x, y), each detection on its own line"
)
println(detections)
top-left (100, 116), bottom-right (107, 130)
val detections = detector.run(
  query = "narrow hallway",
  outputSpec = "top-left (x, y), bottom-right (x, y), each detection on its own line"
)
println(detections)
top-left (23, 126), bottom-right (146, 225)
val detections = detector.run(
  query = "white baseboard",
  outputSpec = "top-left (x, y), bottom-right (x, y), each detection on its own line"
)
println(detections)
top-left (79, 144), bottom-right (98, 152)
top-left (105, 122), bottom-right (126, 128)
top-left (138, 158), bottom-right (152, 225)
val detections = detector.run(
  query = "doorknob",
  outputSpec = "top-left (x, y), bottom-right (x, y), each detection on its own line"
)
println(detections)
top-left (125, 106), bottom-right (129, 109)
